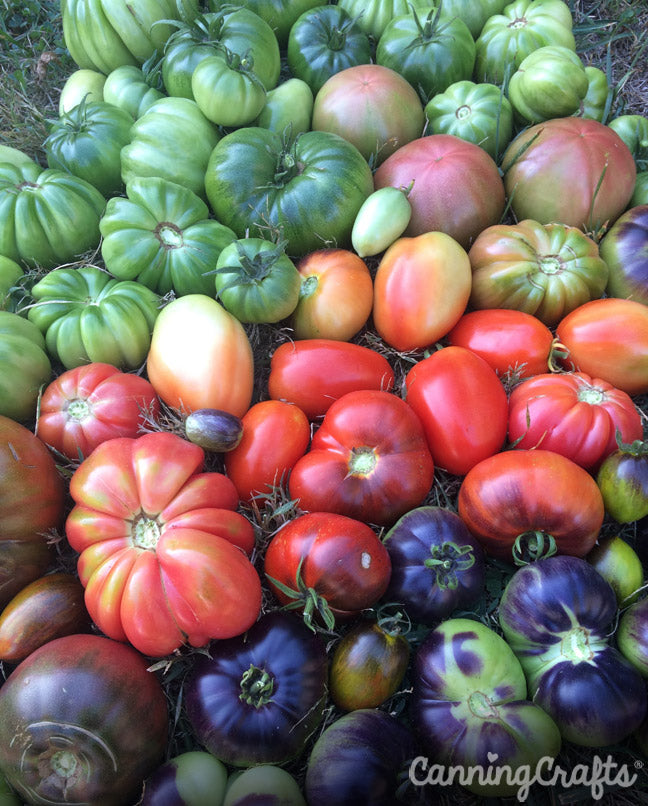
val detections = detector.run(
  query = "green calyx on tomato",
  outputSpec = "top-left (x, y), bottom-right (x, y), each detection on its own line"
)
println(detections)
top-left (512, 530), bottom-right (558, 567)
top-left (266, 556), bottom-right (337, 632)
top-left (423, 541), bottom-right (477, 590)
top-left (239, 664), bottom-right (275, 707)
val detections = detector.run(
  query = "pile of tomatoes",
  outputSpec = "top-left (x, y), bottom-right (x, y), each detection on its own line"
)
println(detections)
top-left (1, 0), bottom-right (648, 803)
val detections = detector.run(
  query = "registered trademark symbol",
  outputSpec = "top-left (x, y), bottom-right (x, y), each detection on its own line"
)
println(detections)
top-left (635, 760), bottom-right (644, 770)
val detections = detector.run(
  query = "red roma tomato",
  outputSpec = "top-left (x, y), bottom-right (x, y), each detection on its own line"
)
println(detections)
top-left (446, 308), bottom-right (559, 379)
top-left (311, 64), bottom-right (425, 166)
top-left (288, 389), bottom-right (434, 526)
top-left (224, 400), bottom-right (311, 504)
top-left (501, 117), bottom-right (636, 233)
top-left (291, 248), bottom-right (373, 341)
top-left (372, 231), bottom-right (472, 353)
top-left (146, 294), bottom-right (254, 418)
top-left (373, 133), bottom-right (506, 249)
top-left (37, 362), bottom-right (160, 461)
top-left (268, 338), bottom-right (395, 420)
top-left (457, 449), bottom-right (605, 563)
top-left (264, 511), bottom-right (392, 627)
top-left (0, 416), bottom-right (66, 609)
top-left (404, 346), bottom-right (509, 476)
top-left (556, 297), bottom-right (648, 396)
top-left (65, 431), bottom-right (262, 657)
top-left (508, 371), bottom-right (643, 470)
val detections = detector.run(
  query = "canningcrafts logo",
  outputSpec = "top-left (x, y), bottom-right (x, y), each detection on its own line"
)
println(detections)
top-left (409, 753), bottom-right (644, 802)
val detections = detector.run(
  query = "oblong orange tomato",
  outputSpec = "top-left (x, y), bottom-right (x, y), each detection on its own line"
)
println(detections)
top-left (146, 294), bottom-right (254, 418)
top-left (291, 248), bottom-right (373, 341)
top-left (372, 231), bottom-right (472, 352)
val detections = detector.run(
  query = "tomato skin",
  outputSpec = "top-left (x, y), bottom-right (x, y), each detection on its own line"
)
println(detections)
top-left (291, 249), bottom-right (374, 341)
top-left (264, 512), bottom-right (392, 622)
top-left (556, 297), bottom-right (648, 397)
top-left (586, 536), bottom-right (644, 606)
top-left (268, 339), bottom-right (394, 420)
top-left (224, 400), bottom-right (311, 504)
top-left (0, 311), bottom-right (51, 423)
top-left (288, 390), bottom-right (434, 526)
top-left (37, 362), bottom-right (160, 461)
top-left (373, 232), bottom-right (472, 352)
top-left (102, 64), bottom-right (165, 119)
top-left (191, 54), bottom-right (267, 128)
top-left (446, 308), bottom-right (556, 379)
top-left (596, 443), bottom-right (648, 524)
top-left (598, 203), bottom-right (648, 304)
top-left (457, 449), bottom-right (605, 563)
top-left (405, 346), bottom-right (508, 476)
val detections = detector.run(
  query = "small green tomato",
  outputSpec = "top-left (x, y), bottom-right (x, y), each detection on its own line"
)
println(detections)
top-left (351, 185), bottom-right (412, 258)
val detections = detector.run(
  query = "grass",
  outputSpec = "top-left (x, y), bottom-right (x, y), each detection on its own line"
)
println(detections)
top-left (1, 1), bottom-right (648, 805)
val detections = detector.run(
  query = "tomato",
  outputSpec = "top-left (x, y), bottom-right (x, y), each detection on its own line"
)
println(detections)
top-left (288, 390), bottom-right (434, 526)
top-left (574, 65), bottom-right (610, 122)
top-left (184, 409), bottom-right (244, 453)
top-left (608, 114), bottom-right (648, 169)
top-left (0, 573), bottom-right (91, 663)
top-left (37, 362), bottom-right (160, 461)
top-left (501, 117), bottom-right (636, 234)
top-left (101, 176), bottom-right (237, 296)
top-left (437, 0), bottom-right (508, 38)
top-left (457, 449), bottom-right (605, 563)
top-left (467, 219), bottom-right (609, 327)
top-left (65, 431), bottom-right (262, 656)
top-left (424, 79), bottom-right (513, 161)
top-left (351, 186), bottom-right (412, 259)
top-left (0, 256), bottom-right (22, 311)
top-left (507, 371), bottom-right (643, 470)
top-left (446, 308), bottom-right (559, 379)
top-left (146, 294), bottom-right (254, 418)
top-left (58, 67), bottom-right (106, 113)
top-left (404, 346), bottom-right (509, 476)
top-left (373, 134), bottom-right (506, 249)
top-left (264, 512), bottom-right (392, 626)
top-left (376, 7), bottom-right (476, 102)
top-left (214, 237), bottom-right (301, 324)
top-left (205, 126), bottom-right (374, 257)
top-left (140, 752), bottom-right (228, 806)
top-left (0, 633), bottom-right (169, 806)
top-left (267, 338), bottom-right (395, 420)
top-left (617, 598), bottom-right (648, 679)
top-left (586, 536), bottom-right (644, 606)
top-left (596, 439), bottom-right (648, 524)
top-left (192, 52), bottom-right (267, 128)
top-left (102, 64), bottom-right (165, 119)
top-left (311, 64), bottom-right (425, 166)
top-left (208, 0), bottom-right (322, 46)
top-left (28, 265), bottom-right (160, 371)
top-left (598, 203), bottom-right (648, 304)
top-left (328, 615), bottom-right (410, 710)
top-left (0, 162), bottom-right (106, 269)
top-left (556, 297), bottom-right (648, 397)
top-left (372, 231), bottom-right (472, 352)
top-left (0, 311), bottom-right (51, 422)
top-left (224, 400), bottom-right (311, 504)
top-left (222, 766), bottom-right (305, 806)
top-left (337, 0), bottom-right (433, 40)
top-left (44, 99), bottom-right (133, 197)
top-left (254, 77), bottom-right (314, 135)
top-left (287, 4), bottom-right (372, 95)
top-left (0, 416), bottom-right (66, 609)
top-left (291, 248), bottom-right (373, 341)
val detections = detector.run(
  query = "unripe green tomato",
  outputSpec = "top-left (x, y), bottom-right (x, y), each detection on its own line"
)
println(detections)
top-left (586, 536), bottom-right (644, 606)
top-left (192, 54), bottom-right (266, 128)
top-left (351, 186), bottom-right (412, 258)
top-left (141, 751), bottom-right (228, 806)
top-left (631, 171), bottom-right (648, 206)
top-left (224, 765), bottom-right (306, 806)
top-left (0, 145), bottom-right (38, 169)
top-left (254, 78), bottom-right (313, 136)
top-left (574, 65), bottom-right (610, 122)
top-left (0, 256), bottom-right (23, 310)
top-left (59, 68), bottom-right (106, 114)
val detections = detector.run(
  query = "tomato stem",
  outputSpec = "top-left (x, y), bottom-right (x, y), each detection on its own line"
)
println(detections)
top-left (347, 445), bottom-right (377, 477)
top-left (423, 541), bottom-right (476, 589)
top-left (512, 530), bottom-right (557, 566)
top-left (239, 663), bottom-right (274, 707)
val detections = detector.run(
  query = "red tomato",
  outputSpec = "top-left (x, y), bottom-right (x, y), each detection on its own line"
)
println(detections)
top-left (373, 133), bottom-right (506, 248)
top-left (446, 309), bottom-right (559, 379)
top-left (372, 231), bottom-right (472, 352)
top-left (404, 346), bottom-right (509, 476)
top-left (224, 400), bottom-right (311, 504)
top-left (288, 389), bottom-right (434, 526)
top-left (556, 297), bottom-right (648, 396)
top-left (268, 338), bottom-right (395, 420)
top-left (65, 432), bottom-right (261, 657)
top-left (311, 64), bottom-right (425, 166)
top-left (37, 362), bottom-right (160, 460)
top-left (457, 449), bottom-right (605, 563)
top-left (508, 371), bottom-right (644, 470)
top-left (264, 512), bottom-right (392, 627)
top-left (291, 248), bottom-right (374, 341)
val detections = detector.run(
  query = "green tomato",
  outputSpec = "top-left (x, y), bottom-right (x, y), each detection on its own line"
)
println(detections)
top-left (586, 536), bottom-right (644, 607)
top-left (630, 170), bottom-right (648, 206)
top-left (287, 4), bottom-right (372, 95)
top-left (596, 440), bottom-right (648, 524)
top-left (609, 114), bottom-right (648, 171)
top-left (27, 265), bottom-right (160, 370)
top-left (573, 65), bottom-right (610, 123)
top-left (0, 146), bottom-right (37, 169)
top-left (337, 0), bottom-right (434, 40)
top-left (508, 45), bottom-right (588, 124)
top-left (475, 0), bottom-right (576, 85)
top-left (207, 0), bottom-right (322, 46)
top-left (58, 68), bottom-right (106, 114)
top-left (0, 256), bottom-right (23, 311)
top-left (0, 312), bottom-right (51, 422)
top-left (439, 0), bottom-right (509, 38)
top-left (425, 80), bottom-right (513, 160)
top-left (100, 176), bottom-right (237, 296)
top-left (45, 99), bottom-right (133, 197)
top-left (142, 751), bottom-right (228, 806)
top-left (120, 96), bottom-right (220, 199)
top-left (224, 765), bottom-right (306, 806)
top-left (103, 64), bottom-right (165, 119)
top-left (191, 52), bottom-right (267, 128)
top-left (351, 186), bottom-right (412, 257)
top-left (205, 127), bottom-right (374, 257)
top-left (253, 78), bottom-right (313, 136)
top-left (0, 162), bottom-right (106, 269)
top-left (376, 6), bottom-right (475, 102)
top-left (214, 237), bottom-right (301, 323)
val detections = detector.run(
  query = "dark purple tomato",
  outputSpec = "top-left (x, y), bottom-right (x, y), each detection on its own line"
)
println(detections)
top-left (599, 204), bottom-right (648, 303)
